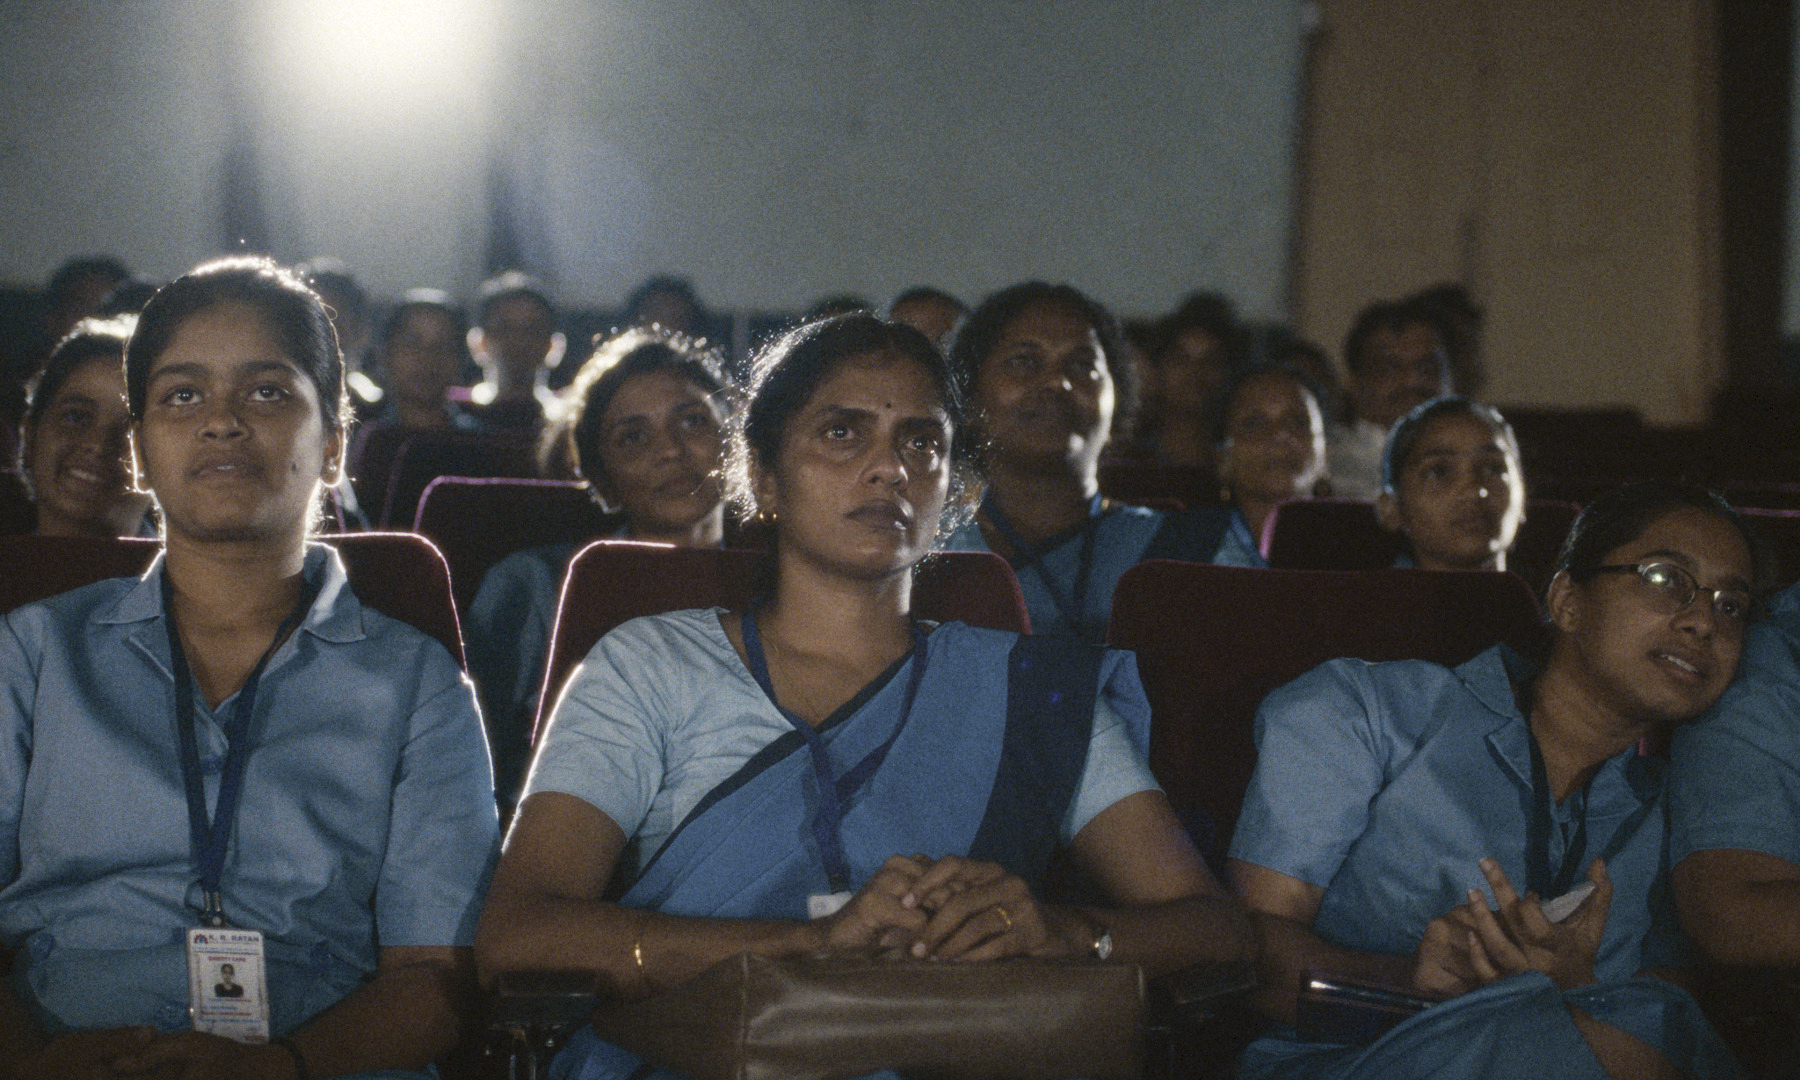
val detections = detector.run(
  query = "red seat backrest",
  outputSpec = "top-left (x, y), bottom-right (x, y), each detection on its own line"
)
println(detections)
top-left (1263, 499), bottom-right (1401, 570)
top-left (346, 424), bottom-right (414, 526)
top-left (1264, 497), bottom-right (1579, 599)
top-left (531, 543), bottom-right (1029, 743)
top-left (1508, 500), bottom-right (1579, 597)
top-left (369, 431), bottom-right (540, 529)
top-left (412, 476), bottom-right (616, 614)
top-left (0, 532), bottom-right (465, 665)
top-left (0, 472), bottom-right (34, 536)
top-left (1742, 508), bottom-right (1800, 589)
top-left (0, 535), bottom-right (159, 610)
top-left (1097, 460), bottom-right (1215, 510)
top-left (1106, 561), bottom-right (1545, 853)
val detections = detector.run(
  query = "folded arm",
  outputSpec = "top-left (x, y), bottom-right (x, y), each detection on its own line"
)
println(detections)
top-left (1058, 789), bottom-right (1253, 975)
top-left (1230, 859), bottom-right (1423, 1024)
top-left (1673, 848), bottom-right (1800, 966)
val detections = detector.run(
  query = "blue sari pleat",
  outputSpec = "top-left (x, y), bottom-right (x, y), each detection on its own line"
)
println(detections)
top-left (1241, 972), bottom-right (1743, 1080)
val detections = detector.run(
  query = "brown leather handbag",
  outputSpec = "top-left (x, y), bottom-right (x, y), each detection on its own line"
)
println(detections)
top-left (591, 953), bottom-right (1148, 1080)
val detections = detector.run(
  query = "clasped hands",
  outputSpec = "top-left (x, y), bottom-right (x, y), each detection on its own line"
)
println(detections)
top-left (1411, 856), bottom-right (1609, 1000)
top-left (815, 854), bottom-right (1090, 963)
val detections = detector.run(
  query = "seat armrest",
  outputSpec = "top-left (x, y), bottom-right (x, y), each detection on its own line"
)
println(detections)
top-left (1150, 958), bottom-right (1256, 1026)
top-left (483, 971), bottom-right (601, 1079)
top-left (489, 970), bottom-right (601, 1028)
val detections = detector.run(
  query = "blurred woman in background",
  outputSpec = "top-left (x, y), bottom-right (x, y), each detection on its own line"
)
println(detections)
top-left (1208, 366), bottom-right (1328, 568)
top-left (945, 282), bottom-right (1228, 641)
top-left (15, 315), bottom-right (152, 537)
top-left (466, 326), bottom-right (731, 808)
top-left (1376, 397), bottom-right (1526, 572)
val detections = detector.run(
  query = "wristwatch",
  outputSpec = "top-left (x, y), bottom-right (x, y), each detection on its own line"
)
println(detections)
top-left (1090, 920), bottom-right (1114, 961)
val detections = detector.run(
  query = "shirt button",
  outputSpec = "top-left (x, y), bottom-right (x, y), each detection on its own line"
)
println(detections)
top-left (27, 933), bottom-right (54, 959)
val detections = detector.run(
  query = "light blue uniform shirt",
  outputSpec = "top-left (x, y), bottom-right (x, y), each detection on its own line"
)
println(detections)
top-left (0, 545), bottom-right (499, 1040)
top-left (1671, 581), bottom-right (1800, 866)
top-left (943, 503), bottom-right (1170, 643)
top-left (1209, 508), bottom-right (1268, 569)
top-left (1230, 646), bottom-right (1682, 977)
top-left (526, 609), bottom-right (1157, 878)
top-left (466, 540), bottom-right (588, 807)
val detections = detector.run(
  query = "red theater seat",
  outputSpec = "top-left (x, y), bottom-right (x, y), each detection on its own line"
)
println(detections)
top-left (1263, 497), bottom-right (1579, 597)
top-left (0, 532), bottom-right (465, 665)
top-left (0, 472), bottom-right (33, 535)
top-left (530, 542), bottom-right (1028, 742)
top-left (412, 476), bottom-right (616, 614)
top-left (1106, 561), bottom-right (1545, 859)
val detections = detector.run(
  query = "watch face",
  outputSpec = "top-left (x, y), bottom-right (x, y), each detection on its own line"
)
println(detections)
top-left (1095, 930), bottom-right (1114, 961)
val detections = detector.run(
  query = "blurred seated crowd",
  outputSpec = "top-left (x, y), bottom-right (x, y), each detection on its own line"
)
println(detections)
top-left (2, 251), bottom-right (1800, 1080)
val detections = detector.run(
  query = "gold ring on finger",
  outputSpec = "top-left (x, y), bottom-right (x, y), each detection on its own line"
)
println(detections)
top-left (995, 905), bottom-right (1013, 932)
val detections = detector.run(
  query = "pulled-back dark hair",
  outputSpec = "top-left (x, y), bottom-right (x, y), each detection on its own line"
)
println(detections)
top-left (888, 285), bottom-right (964, 314)
top-left (1154, 291), bottom-right (1242, 369)
top-left (625, 275), bottom-right (703, 327)
top-left (378, 288), bottom-right (470, 353)
top-left (18, 315), bottom-right (136, 476)
top-left (1553, 480), bottom-right (1764, 594)
top-left (1209, 363), bottom-right (1327, 447)
top-left (47, 256), bottom-right (129, 306)
top-left (947, 282), bottom-right (1138, 440)
top-left (1342, 298), bottom-right (1442, 376)
top-left (126, 256), bottom-right (348, 434)
top-left (558, 326), bottom-right (730, 497)
top-left (1379, 396), bottom-right (1521, 494)
top-left (25, 316), bottom-right (135, 430)
top-left (475, 269), bottom-right (556, 326)
top-left (728, 312), bottom-right (980, 544)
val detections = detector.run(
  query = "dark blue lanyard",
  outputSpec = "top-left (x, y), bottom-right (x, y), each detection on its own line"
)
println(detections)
top-left (982, 493), bottom-right (1103, 635)
top-left (1525, 732), bottom-right (1589, 899)
top-left (164, 568), bottom-right (319, 927)
top-left (740, 608), bottom-right (929, 892)
top-left (1227, 509), bottom-right (1260, 562)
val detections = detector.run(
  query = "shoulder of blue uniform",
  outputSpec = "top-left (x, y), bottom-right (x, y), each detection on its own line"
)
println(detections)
top-left (1136, 502), bottom-right (1235, 562)
top-left (25, 571), bottom-right (150, 631)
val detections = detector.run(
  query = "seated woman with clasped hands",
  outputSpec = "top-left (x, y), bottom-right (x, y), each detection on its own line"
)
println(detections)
top-left (475, 312), bottom-right (1252, 1080)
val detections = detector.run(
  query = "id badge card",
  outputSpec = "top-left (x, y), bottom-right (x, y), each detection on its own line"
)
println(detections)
top-left (186, 927), bottom-right (271, 1042)
top-left (807, 891), bottom-right (853, 919)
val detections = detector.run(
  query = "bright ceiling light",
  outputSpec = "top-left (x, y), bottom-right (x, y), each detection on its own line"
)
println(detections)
top-left (255, 0), bottom-right (500, 118)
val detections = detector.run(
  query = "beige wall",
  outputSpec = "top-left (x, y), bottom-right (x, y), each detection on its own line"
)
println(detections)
top-left (1294, 0), bottom-right (1723, 425)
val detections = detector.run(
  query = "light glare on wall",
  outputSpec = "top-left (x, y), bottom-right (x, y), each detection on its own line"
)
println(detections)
top-left (265, 0), bottom-right (497, 114)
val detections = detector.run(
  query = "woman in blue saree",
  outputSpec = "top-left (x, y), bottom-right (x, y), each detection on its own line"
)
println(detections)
top-left (1229, 481), bottom-right (1754, 1079)
top-left (465, 327), bottom-right (732, 808)
top-left (942, 283), bottom-right (1236, 642)
top-left (474, 312), bottom-right (1252, 1079)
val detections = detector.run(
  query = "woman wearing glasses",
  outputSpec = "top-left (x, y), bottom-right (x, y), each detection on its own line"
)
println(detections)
top-left (1230, 481), bottom-right (1753, 1079)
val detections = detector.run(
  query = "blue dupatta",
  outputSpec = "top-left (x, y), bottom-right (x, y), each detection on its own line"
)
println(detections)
top-left (554, 625), bottom-right (1151, 1080)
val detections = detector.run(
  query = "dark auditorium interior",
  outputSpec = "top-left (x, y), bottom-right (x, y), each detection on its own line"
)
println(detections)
top-left (6, 3), bottom-right (1800, 1079)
